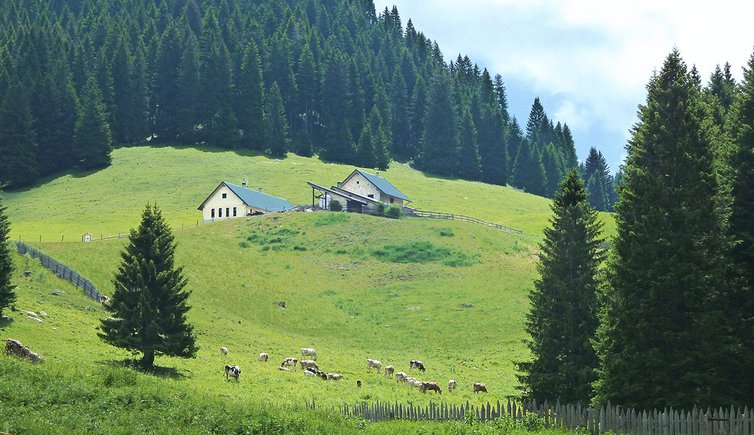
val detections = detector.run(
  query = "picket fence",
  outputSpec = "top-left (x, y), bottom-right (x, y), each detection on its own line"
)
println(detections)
top-left (15, 241), bottom-right (103, 302)
top-left (311, 398), bottom-right (754, 434)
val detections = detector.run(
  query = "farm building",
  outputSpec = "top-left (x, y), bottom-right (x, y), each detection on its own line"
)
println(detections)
top-left (198, 181), bottom-right (294, 222)
top-left (308, 169), bottom-right (411, 213)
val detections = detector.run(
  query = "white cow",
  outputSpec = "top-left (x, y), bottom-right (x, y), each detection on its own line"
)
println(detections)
top-left (220, 346), bottom-right (228, 356)
top-left (328, 373), bottom-right (344, 381)
top-left (258, 353), bottom-right (269, 362)
top-left (300, 347), bottom-right (318, 360)
top-left (448, 379), bottom-right (457, 392)
top-left (384, 365), bottom-right (395, 378)
top-left (366, 358), bottom-right (382, 372)
top-left (395, 371), bottom-right (408, 383)
top-left (281, 357), bottom-right (298, 368)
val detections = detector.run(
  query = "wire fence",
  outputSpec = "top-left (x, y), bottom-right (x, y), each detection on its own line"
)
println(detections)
top-left (15, 241), bottom-right (103, 302)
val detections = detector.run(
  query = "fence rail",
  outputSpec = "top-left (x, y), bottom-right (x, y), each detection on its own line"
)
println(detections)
top-left (331, 398), bottom-right (753, 434)
top-left (16, 241), bottom-right (103, 302)
top-left (405, 208), bottom-right (524, 235)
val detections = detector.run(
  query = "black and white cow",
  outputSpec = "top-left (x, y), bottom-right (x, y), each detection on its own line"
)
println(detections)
top-left (225, 365), bottom-right (241, 381)
top-left (409, 360), bottom-right (426, 372)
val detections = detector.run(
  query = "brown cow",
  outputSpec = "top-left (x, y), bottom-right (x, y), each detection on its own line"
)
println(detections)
top-left (473, 382), bottom-right (488, 393)
top-left (420, 381), bottom-right (442, 394)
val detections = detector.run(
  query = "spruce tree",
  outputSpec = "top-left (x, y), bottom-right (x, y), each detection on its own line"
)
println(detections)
top-left (594, 50), bottom-right (734, 408)
top-left (0, 82), bottom-right (38, 187)
top-left (356, 124), bottom-right (377, 168)
top-left (518, 169), bottom-right (603, 403)
top-left (418, 72), bottom-right (458, 176)
top-left (457, 106), bottom-right (482, 180)
top-left (511, 140), bottom-right (547, 196)
top-left (99, 203), bottom-right (197, 369)
top-left (265, 82), bottom-right (289, 158)
top-left (74, 76), bottom-right (113, 170)
top-left (726, 48), bottom-right (754, 402)
top-left (0, 197), bottom-right (16, 317)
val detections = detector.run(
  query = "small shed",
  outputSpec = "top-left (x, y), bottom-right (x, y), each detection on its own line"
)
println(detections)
top-left (198, 182), bottom-right (294, 222)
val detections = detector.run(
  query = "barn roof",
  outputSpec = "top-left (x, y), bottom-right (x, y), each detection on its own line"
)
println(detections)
top-left (348, 169), bottom-right (410, 201)
top-left (198, 182), bottom-right (294, 212)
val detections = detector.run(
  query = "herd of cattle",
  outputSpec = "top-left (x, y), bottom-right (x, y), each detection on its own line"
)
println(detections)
top-left (221, 346), bottom-right (489, 395)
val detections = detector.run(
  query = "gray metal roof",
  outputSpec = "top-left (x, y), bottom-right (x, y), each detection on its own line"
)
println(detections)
top-left (199, 182), bottom-right (294, 212)
top-left (352, 169), bottom-right (410, 201)
top-left (224, 182), bottom-right (294, 212)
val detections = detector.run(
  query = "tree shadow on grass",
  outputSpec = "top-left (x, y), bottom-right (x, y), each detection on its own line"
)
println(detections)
top-left (98, 358), bottom-right (192, 380)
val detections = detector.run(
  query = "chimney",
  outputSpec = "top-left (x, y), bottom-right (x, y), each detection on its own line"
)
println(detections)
top-left (375, 171), bottom-right (380, 177)
top-left (242, 181), bottom-right (247, 187)
top-left (337, 182), bottom-right (342, 188)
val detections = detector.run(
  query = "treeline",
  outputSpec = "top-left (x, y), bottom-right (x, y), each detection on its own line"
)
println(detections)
top-left (519, 49), bottom-right (754, 410)
top-left (0, 0), bottom-right (613, 207)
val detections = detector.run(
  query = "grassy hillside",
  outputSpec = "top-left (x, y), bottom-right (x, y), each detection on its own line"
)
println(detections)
top-left (0, 145), bottom-right (615, 242)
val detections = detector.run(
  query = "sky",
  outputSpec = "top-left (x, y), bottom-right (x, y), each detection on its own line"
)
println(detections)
top-left (373, 0), bottom-right (754, 171)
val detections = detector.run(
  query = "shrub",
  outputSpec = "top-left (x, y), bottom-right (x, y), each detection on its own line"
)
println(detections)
top-left (386, 205), bottom-right (402, 218)
top-left (329, 200), bottom-right (342, 212)
top-left (376, 202), bottom-right (387, 214)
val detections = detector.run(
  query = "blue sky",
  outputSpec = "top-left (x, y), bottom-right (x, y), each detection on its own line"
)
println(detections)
top-left (374, 0), bottom-right (754, 172)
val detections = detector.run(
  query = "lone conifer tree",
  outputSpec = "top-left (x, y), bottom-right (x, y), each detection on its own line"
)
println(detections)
top-left (99, 204), bottom-right (197, 368)
top-left (517, 169), bottom-right (603, 403)
top-left (594, 50), bottom-right (733, 408)
top-left (0, 197), bottom-right (16, 317)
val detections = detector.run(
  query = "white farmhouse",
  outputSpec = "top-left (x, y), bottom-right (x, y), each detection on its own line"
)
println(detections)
top-left (307, 169), bottom-right (410, 213)
top-left (198, 181), bottom-right (294, 222)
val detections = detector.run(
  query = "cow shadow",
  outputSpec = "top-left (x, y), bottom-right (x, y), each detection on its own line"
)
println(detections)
top-left (98, 359), bottom-right (191, 380)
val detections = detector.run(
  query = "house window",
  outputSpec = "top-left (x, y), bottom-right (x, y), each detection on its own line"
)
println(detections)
top-left (211, 209), bottom-right (215, 218)
top-left (368, 194), bottom-right (374, 199)
top-left (233, 207), bottom-right (237, 217)
top-left (390, 198), bottom-right (394, 204)
top-left (356, 181), bottom-right (360, 184)
top-left (222, 193), bottom-right (227, 199)
top-left (219, 208), bottom-right (223, 218)
top-left (226, 207), bottom-right (230, 218)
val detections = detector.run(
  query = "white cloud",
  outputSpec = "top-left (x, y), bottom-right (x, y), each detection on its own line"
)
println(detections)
top-left (375, 0), bottom-right (754, 169)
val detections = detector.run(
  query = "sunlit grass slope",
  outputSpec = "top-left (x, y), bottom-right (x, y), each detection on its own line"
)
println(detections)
top-left (1, 145), bottom-right (614, 242)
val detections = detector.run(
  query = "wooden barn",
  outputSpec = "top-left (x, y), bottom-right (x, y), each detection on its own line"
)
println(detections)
top-left (307, 169), bottom-right (411, 213)
top-left (198, 181), bottom-right (294, 222)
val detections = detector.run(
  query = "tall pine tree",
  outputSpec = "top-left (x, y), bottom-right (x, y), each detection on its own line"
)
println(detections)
top-left (99, 203), bottom-right (197, 369)
top-left (518, 169), bottom-right (603, 403)
top-left (0, 82), bottom-right (38, 187)
top-left (73, 76), bottom-right (112, 170)
top-left (594, 50), bottom-right (735, 409)
top-left (0, 196), bottom-right (16, 317)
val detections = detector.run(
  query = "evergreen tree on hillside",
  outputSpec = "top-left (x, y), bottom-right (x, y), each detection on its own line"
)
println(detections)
top-left (541, 143), bottom-right (565, 197)
top-left (707, 63), bottom-right (737, 114)
top-left (418, 72), bottom-right (458, 176)
top-left (175, 33), bottom-right (201, 143)
top-left (99, 204), bottom-right (197, 369)
top-left (457, 106), bottom-right (482, 180)
top-left (319, 54), bottom-right (354, 163)
top-left (356, 124), bottom-right (377, 168)
top-left (526, 97), bottom-right (547, 145)
top-left (594, 50), bottom-right (735, 409)
top-left (726, 49), bottom-right (754, 402)
top-left (518, 169), bottom-right (603, 403)
top-left (237, 40), bottom-right (265, 150)
top-left (0, 197), bottom-right (16, 317)
top-left (152, 24), bottom-right (182, 141)
top-left (0, 82), bottom-right (38, 187)
top-left (582, 147), bottom-right (614, 211)
top-left (511, 140), bottom-right (547, 196)
top-left (264, 82), bottom-right (289, 158)
top-left (73, 76), bottom-right (112, 170)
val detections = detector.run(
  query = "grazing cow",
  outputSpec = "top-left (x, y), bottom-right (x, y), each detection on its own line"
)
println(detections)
top-left (420, 381), bottom-right (442, 394)
top-left (408, 378), bottom-right (423, 389)
top-left (366, 359), bottom-right (382, 372)
top-left (384, 365), bottom-right (395, 378)
top-left (100, 295), bottom-right (111, 304)
top-left (395, 372), bottom-right (407, 383)
top-left (328, 373), bottom-right (343, 381)
top-left (448, 379), bottom-right (457, 392)
top-left (304, 367), bottom-right (328, 380)
top-left (300, 360), bottom-right (319, 371)
top-left (410, 360), bottom-right (426, 372)
top-left (473, 382), bottom-right (488, 393)
top-left (281, 357), bottom-right (298, 368)
top-left (220, 346), bottom-right (228, 356)
top-left (356, 380), bottom-right (362, 388)
top-left (258, 353), bottom-right (269, 362)
top-left (225, 365), bottom-right (241, 381)
top-left (300, 347), bottom-right (318, 360)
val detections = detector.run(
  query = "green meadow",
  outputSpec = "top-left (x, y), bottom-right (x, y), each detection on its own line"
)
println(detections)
top-left (1, 146), bottom-right (614, 433)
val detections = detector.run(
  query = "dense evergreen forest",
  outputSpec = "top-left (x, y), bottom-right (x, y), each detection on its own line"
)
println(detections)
top-left (0, 0), bottom-right (619, 208)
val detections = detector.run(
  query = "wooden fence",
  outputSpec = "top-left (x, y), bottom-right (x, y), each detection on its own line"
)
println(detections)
top-left (405, 208), bottom-right (524, 235)
top-left (328, 398), bottom-right (754, 434)
top-left (15, 242), bottom-right (103, 302)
